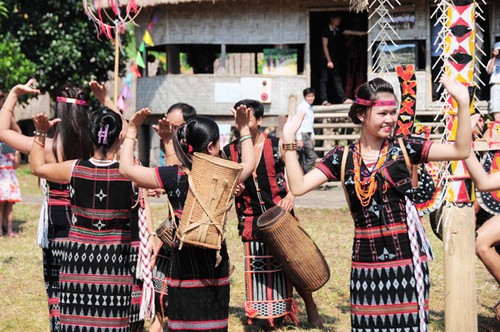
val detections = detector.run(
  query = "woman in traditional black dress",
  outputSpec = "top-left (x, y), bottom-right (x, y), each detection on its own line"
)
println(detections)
top-left (30, 108), bottom-right (146, 332)
top-left (0, 80), bottom-right (93, 332)
top-left (119, 107), bottom-right (255, 331)
top-left (281, 76), bottom-right (471, 331)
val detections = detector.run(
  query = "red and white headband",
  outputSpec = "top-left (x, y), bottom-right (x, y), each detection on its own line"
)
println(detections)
top-left (355, 97), bottom-right (397, 107)
top-left (56, 96), bottom-right (88, 106)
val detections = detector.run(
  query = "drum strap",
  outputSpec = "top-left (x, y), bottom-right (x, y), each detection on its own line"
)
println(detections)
top-left (340, 148), bottom-right (352, 211)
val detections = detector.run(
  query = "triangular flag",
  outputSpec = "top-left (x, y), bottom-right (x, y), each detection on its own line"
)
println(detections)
top-left (131, 63), bottom-right (142, 78)
top-left (147, 22), bottom-right (153, 31)
top-left (121, 85), bottom-right (131, 100)
top-left (125, 73), bottom-right (132, 87)
top-left (139, 42), bottom-right (146, 53)
top-left (117, 95), bottom-right (126, 113)
top-left (143, 30), bottom-right (154, 46)
top-left (152, 13), bottom-right (159, 23)
top-left (136, 51), bottom-right (145, 68)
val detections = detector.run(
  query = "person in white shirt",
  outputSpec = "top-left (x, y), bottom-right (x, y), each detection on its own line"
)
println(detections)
top-left (487, 41), bottom-right (500, 121)
top-left (296, 88), bottom-right (318, 173)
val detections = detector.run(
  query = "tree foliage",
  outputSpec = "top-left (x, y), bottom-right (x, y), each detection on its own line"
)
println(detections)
top-left (0, 0), bottom-right (127, 97)
top-left (0, 35), bottom-right (36, 92)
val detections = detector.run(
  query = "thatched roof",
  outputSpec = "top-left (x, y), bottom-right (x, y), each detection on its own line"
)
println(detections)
top-left (111, 0), bottom-right (221, 7)
top-left (112, 0), bottom-right (367, 11)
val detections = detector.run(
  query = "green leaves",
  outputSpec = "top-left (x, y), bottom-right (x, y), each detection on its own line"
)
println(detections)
top-left (0, 34), bottom-right (36, 93)
top-left (0, 0), bottom-right (128, 97)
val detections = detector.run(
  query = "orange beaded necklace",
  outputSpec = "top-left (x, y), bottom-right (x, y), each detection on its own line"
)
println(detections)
top-left (352, 139), bottom-right (389, 207)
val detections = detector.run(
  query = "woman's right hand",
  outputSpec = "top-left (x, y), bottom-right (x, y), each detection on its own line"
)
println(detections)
top-left (32, 113), bottom-right (60, 134)
top-left (282, 112), bottom-right (305, 143)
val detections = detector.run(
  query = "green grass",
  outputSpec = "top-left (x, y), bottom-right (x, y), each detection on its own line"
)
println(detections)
top-left (1, 172), bottom-right (499, 331)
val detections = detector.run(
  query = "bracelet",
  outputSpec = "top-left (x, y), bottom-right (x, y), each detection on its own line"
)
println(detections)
top-left (281, 142), bottom-right (298, 151)
top-left (239, 134), bottom-right (252, 143)
top-left (34, 139), bottom-right (45, 148)
top-left (147, 232), bottom-right (157, 240)
top-left (33, 130), bottom-right (47, 137)
top-left (125, 136), bottom-right (137, 143)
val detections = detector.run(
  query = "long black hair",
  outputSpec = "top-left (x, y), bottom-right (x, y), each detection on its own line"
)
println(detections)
top-left (348, 78), bottom-right (395, 125)
top-left (90, 107), bottom-right (123, 156)
top-left (51, 83), bottom-right (93, 162)
top-left (173, 116), bottom-right (220, 170)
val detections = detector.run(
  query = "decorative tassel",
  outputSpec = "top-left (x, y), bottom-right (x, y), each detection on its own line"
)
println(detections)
top-left (127, 0), bottom-right (138, 13)
top-left (137, 189), bottom-right (155, 320)
top-left (36, 179), bottom-right (49, 248)
top-left (406, 197), bottom-right (433, 260)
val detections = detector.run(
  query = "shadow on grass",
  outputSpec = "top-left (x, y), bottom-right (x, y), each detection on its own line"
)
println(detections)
top-left (430, 308), bottom-right (500, 332)
top-left (229, 304), bottom-right (339, 331)
top-left (12, 218), bottom-right (27, 233)
top-left (1, 218), bottom-right (26, 236)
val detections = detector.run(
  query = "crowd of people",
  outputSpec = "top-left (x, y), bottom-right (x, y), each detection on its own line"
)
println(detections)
top-left (1, 70), bottom-right (499, 332)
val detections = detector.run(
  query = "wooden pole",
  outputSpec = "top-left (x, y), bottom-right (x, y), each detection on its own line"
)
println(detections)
top-left (113, 26), bottom-right (120, 108)
top-left (442, 204), bottom-right (477, 331)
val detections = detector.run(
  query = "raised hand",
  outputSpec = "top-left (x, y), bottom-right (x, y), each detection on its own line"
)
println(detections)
top-left (231, 105), bottom-right (251, 131)
top-left (154, 116), bottom-right (177, 142)
top-left (32, 113), bottom-right (60, 134)
top-left (12, 79), bottom-right (40, 97)
top-left (89, 81), bottom-right (110, 105)
top-left (440, 75), bottom-right (469, 108)
top-left (282, 112), bottom-right (306, 144)
top-left (129, 108), bottom-right (151, 131)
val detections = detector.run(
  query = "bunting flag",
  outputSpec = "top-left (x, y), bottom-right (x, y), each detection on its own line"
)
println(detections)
top-left (125, 73), bottom-right (132, 87)
top-left (143, 30), bottom-right (154, 46)
top-left (117, 95), bottom-right (127, 112)
top-left (119, 8), bottom-right (158, 108)
top-left (136, 51), bottom-right (146, 68)
top-left (122, 85), bottom-right (131, 99)
top-left (131, 63), bottom-right (142, 78)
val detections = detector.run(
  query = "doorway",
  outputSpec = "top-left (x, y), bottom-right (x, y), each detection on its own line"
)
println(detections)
top-left (309, 10), bottom-right (368, 104)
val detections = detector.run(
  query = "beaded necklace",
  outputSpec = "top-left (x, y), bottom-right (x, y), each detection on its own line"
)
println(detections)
top-left (352, 139), bottom-right (389, 207)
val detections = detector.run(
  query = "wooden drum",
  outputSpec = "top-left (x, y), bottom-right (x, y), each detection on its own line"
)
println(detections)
top-left (177, 152), bottom-right (243, 250)
top-left (257, 206), bottom-right (330, 292)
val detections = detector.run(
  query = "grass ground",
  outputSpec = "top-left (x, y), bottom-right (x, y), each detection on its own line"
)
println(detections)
top-left (0, 165), bottom-right (498, 331)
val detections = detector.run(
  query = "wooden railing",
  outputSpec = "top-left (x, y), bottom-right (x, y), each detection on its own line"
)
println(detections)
top-left (311, 104), bottom-right (448, 156)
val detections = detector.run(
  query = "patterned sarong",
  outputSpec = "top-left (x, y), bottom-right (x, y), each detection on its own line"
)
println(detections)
top-left (243, 241), bottom-right (298, 327)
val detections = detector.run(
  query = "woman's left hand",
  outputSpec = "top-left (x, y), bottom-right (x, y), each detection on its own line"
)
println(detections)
top-left (32, 113), bottom-right (60, 134)
top-left (440, 75), bottom-right (469, 107)
top-left (277, 195), bottom-right (295, 211)
top-left (154, 116), bottom-right (176, 142)
top-left (282, 112), bottom-right (306, 144)
top-left (128, 108), bottom-right (151, 132)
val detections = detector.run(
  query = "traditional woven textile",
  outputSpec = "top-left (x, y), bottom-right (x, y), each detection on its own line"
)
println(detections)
top-left (156, 165), bottom-right (231, 331)
top-left (42, 181), bottom-right (72, 332)
top-left (317, 137), bottom-right (432, 331)
top-left (224, 134), bottom-right (300, 326)
top-left (59, 159), bottom-right (140, 332)
top-left (243, 241), bottom-right (298, 326)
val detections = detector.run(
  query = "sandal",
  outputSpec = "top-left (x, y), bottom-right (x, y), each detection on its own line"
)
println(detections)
top-left (6, 230), bottom-right (16, 238)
